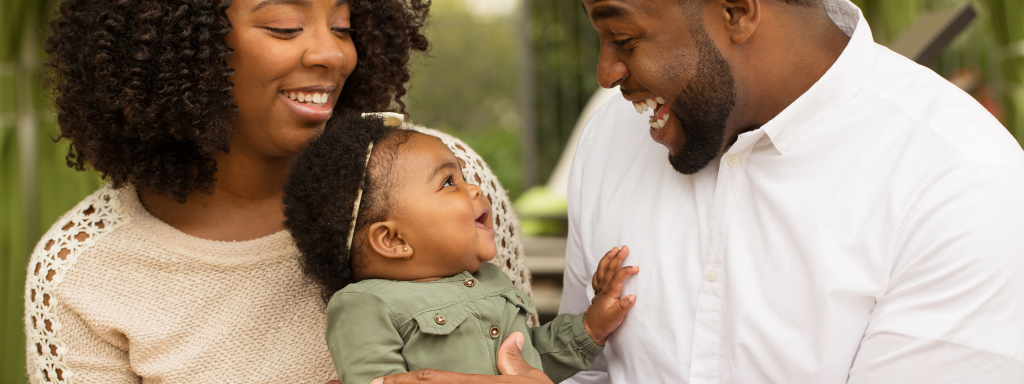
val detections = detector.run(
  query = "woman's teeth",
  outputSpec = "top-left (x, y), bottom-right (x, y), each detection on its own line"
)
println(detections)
top-left (285, 91), bottom-right (329, 107)
top-left (632, 97), bottom-right (669, 130)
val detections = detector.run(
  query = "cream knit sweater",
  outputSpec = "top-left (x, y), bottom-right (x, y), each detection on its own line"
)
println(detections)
top-left (24, 128), bottom-right (532, 383)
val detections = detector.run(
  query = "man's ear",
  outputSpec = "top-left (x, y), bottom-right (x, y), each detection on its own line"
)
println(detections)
top-left (718, 0), bottom-right (760, 44)
top-left (366, 222), bottom-right (415, 260)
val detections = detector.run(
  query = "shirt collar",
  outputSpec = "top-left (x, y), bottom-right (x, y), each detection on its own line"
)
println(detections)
top-left (756, 0), bottom-right (877, 155)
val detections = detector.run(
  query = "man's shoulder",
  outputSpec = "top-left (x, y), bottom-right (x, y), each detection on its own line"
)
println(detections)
top-left (858, 45), bottom-right (1024, 172)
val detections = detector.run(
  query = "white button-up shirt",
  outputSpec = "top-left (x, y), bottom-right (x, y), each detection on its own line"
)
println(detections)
top-left (559, 1), bottom-right (1024, 383)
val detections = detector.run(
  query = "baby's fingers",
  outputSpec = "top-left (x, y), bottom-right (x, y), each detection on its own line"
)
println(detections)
top-left (609, 295), bottom-right (637, 319)
top-left (593, 247), bottom-right (619, 289)
top-left (606, 246), bottom-right (629, 279)
top-left (600, 265), bottom-right (639, 299)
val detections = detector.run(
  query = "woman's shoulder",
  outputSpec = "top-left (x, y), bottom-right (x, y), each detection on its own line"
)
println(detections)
top-left (27, 185), bottom-right (133, 283)
top-left (24, 185), bottom-right (135, 382)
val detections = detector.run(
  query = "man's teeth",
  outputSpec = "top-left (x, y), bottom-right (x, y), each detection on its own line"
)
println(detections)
top-left (648, 115), bottom-right (667, 130)
top-left (285, 91), bottom-right (329, 106)
top-left (631, 97), bottom-right (665, 115)
top-left (631, 97), bottom-right (670, 129)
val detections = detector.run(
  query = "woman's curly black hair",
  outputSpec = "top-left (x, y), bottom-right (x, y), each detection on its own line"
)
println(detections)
top-left (45, 0), bottom-right (430, 202)
top-left (283, 114), bottom-right (413, 301)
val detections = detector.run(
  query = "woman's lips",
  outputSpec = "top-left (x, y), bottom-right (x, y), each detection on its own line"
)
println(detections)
top-left (279, 92), bottom-right (333, 123)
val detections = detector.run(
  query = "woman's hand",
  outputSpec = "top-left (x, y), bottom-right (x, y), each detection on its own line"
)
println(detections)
top-left (583, 246), bottom-right (639, 345)
top-left (366, 332), bottom-right (553, 384)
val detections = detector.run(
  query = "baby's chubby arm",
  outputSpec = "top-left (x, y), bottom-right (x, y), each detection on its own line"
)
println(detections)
top-left (326, 292), bottom-right (408, 384)
top-left (583, 246), bottom-right (638, 345)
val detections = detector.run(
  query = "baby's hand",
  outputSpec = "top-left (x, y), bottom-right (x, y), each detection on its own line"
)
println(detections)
top-left (583, 246), bottom-right (638, 346)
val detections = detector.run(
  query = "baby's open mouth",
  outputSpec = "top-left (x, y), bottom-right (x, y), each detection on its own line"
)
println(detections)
top-left (475, 206), bottom-right (491, 229)
top-left (631, 97), bottom-right (672, 130)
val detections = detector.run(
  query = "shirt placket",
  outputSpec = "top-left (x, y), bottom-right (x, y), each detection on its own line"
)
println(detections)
top-left (688, 131), bottom-right (763, 384)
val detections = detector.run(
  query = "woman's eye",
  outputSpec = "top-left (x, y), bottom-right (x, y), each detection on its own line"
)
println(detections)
top-left (442, 176), bottom-right (456, 188)
top-left (332, 27), bottom-right (355, 38)
top-left (265, 27), bottom-right (302, 37)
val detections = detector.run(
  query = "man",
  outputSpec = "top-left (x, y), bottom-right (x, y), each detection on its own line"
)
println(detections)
top-left (376, 0), bottom-right (1024, 383)
top-left (559, 0), bottom-right (1024, 382)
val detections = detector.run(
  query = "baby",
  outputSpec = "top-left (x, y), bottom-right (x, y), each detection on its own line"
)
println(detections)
top-left (283, 114), bottom-right (637, 384)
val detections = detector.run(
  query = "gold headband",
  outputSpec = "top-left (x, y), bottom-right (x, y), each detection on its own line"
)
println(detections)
top-left (346, 112), bottom-right (405, 252)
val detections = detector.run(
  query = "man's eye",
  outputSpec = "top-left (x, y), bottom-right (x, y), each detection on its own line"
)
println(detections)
top-left (442, 176), bottom-right (456, 188)
top-left (612, 37), bottom-right (635, 47)
top-left (265, 27), bottom-right (302, 36)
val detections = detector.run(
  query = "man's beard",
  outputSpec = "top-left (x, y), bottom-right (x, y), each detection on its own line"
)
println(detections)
top-left (667, 26), bottom-right (736, 175)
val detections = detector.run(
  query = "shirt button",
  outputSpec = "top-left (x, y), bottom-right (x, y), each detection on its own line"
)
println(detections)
top-left (489, 326), bottom-right (500, 339)
top-left (706, 268), bottom-right (719, 282)
top-left (434, 315), bottom-right (446, 325)
top-left (463, 278), bottom-right (476, 287)
top-left (516, 295), bottom-right (524, 303)
top-left (727, 155), bottom-right (740, 168)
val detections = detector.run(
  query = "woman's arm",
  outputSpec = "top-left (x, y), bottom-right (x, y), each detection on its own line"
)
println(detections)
top-left (24, 189), bottom-right (139, 384)
top-left (373, 332), bottom-right (553, 384)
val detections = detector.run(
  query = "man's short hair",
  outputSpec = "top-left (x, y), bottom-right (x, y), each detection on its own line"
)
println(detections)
top-left (779, 0), bottom-right (820, 6)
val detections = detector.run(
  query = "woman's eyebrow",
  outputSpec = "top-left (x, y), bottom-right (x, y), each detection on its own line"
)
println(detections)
top-left (251, 0), bottom-right (348, 13)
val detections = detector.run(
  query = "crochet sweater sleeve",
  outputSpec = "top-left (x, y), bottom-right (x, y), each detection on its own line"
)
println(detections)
top-left (24, 189), bottom-right (137, 384)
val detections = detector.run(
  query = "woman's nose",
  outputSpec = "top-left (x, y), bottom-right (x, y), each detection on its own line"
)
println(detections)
top-left (596, 47), bottom-right (629, 89)
top-left (300, 28), bottom-right (348, 71)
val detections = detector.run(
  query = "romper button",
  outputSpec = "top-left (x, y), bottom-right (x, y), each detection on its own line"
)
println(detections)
top-left (489, 326), bottom-right (500, 338)
top-left (516, 295), bottom-right (524, 303)
top-left (464, 278), bottom-right (476, 287)
top-left (434, 315), bottom-right (446, 325)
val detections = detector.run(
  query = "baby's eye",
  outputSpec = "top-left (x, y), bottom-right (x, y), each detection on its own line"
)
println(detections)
top-left (442, 176), bottom-right (456, 188)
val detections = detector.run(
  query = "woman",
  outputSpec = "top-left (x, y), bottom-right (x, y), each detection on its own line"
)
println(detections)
top-left (25, 0), bottom-right (531, 382)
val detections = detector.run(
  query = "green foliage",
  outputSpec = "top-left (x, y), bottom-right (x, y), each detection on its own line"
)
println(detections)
top-left (528, 0), bottom-right (600, 185)
top-left (404, 0), bottom-right (526, 196)
top-left (405, 0), bottom-right (603, 198)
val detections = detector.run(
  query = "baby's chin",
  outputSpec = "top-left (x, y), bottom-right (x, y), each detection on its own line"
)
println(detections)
top-left (479, 242), bottom-right (497, 261)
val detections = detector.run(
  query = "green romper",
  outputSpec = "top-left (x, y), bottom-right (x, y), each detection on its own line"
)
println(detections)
top-left (325, 263), bottom-right (603, 384)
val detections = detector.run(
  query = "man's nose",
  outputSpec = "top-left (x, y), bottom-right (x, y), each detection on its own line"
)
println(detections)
top-left (596, 47), bottom-right (629, 89)
top-left (301, 28), bottom-right (348, 71)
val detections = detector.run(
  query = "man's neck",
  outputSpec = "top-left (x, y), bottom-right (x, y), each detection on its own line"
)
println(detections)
top-left (725, 5), bottom-right (852, 149)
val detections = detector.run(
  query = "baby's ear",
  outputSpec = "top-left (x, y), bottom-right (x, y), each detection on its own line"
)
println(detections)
top-left (366, 222), bottom-right (414, 260)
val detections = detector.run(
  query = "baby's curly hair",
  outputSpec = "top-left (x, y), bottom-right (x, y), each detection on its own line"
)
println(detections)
top-left (45, 0), bottom-right (430, 202)
top-left (283, 115), bottom-right (413, 301)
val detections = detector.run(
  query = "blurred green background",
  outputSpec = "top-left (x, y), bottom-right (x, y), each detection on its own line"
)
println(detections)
top-left (2, 0), bottom-right (1023, 382)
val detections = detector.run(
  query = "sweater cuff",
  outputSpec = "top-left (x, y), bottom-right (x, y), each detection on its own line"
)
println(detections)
top-left (570, 312), bottom-right (605, 359)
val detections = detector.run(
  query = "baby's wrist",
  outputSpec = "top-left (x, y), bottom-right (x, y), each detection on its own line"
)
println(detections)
top-left (582, 315), bottom-right (607, 346)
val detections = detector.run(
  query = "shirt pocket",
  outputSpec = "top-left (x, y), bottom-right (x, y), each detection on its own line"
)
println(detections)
top-left (501, 289), bottom-right (536, 316)
top-left (414, 303), bottom-right (469, 335)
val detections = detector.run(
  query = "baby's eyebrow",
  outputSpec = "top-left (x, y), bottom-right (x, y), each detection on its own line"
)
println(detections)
top-left (428, 161), bottom-right (459, 183)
